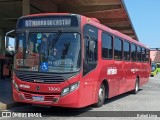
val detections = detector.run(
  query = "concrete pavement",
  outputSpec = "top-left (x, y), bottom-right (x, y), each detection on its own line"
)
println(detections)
top-left (0, 73), bottom-right (160, 119)
top-left (0, 78), bottom-right (23, 110)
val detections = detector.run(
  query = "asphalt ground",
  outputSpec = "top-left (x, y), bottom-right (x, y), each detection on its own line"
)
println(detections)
top-left (0, 73), bottom-right (160, 120)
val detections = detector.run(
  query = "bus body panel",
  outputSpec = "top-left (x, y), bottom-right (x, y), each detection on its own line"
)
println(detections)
top-left (13, 88), bottom-right (81, 108)
top-left (81, 15), bottom-right (150, 99)
top-left (12, 13), bottom-right (150, 108)
top-left (13, 73), bottom-right (83, 107)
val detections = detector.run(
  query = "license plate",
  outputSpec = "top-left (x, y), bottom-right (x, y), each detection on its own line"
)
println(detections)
top-left (32, 96), bottom-right (44, 101)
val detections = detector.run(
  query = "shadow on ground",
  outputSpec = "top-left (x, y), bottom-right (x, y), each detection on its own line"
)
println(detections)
top-left (0, 78), bottom-right (13, 104)
top-left (8, 89), bottom-right (143, 117)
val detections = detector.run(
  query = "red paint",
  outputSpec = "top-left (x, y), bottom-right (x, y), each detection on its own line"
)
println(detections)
top-left (13, 13), bottom-right (150, 108)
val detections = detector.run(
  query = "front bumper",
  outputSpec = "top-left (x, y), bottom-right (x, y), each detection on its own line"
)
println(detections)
top-left (12, 71), bottom-right (83, 108)
top-left (13, 87), bottom-right (80, 108)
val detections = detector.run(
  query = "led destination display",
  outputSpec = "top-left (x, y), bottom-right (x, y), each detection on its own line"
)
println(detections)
top-left (17, 16), bottom-right (79, 28)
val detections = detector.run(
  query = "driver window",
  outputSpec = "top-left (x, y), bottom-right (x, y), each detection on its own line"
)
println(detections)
top-left (83, 24), bottom-right (98, 76)
top-left (85, 39), bottom-right (97, 63)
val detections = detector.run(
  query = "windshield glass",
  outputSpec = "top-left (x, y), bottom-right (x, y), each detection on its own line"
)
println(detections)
top-left (14, 32), bottom-right (81, 73)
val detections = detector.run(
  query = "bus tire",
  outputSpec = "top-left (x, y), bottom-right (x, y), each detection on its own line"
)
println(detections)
top-left (94, 83), bottom-right (106, 107)
top-left (132, 78), bottom-right (139, 94)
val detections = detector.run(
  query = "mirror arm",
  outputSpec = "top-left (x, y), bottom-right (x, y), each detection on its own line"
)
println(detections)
top-left (6, 30), bottom-right (15, 36)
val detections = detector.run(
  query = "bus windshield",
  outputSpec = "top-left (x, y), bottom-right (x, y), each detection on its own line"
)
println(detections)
top-left (14, 32), bottom-right (81, 73)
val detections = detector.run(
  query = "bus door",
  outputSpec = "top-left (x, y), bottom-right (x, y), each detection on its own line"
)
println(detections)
top-left (83, 25), bottom-right (98, 105)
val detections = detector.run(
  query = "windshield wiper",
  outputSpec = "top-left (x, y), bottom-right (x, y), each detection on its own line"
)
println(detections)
top-left (49, 30), bottom-right (62, 49)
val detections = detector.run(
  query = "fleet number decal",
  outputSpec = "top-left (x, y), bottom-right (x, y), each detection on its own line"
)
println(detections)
top-left (107, 68), bottom-right (117, 75)
top-left (131, 68), bottom-right (139, 73)
top-left (48, 87), bottom-right (60, 91)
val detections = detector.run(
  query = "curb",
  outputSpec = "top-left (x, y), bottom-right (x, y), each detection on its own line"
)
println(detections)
top-left (0, 103), bottom-right (6, 110)
top-left (0, 102), bottom-right (25, 110)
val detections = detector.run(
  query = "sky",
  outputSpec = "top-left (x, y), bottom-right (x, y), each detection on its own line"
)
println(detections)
top-left (124, 0), bottom-right (160, 48)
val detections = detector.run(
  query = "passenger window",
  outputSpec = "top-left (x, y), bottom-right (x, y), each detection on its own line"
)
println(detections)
top-left (142, 48), bottom-right (146, 62)
top-left (102, 32), bottom-right (113, 59)
top-left (146, 49), bottom-right (150, 62)
top-left (131, 44), bottom-right (137, 61)
top-left (137, 46), bottom-right (142, 62)
top-left (123, 41), bottom-right (130, 61)
top-left (114, 38), bottom-right (122, 60)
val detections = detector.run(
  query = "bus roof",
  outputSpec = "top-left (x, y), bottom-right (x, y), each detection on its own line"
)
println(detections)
top-left (18, 13), bottom-right (148, 49)
top-left (25, 13), bottom-right (71, 17)
top-left (81, 15), bottom-right (149, 49)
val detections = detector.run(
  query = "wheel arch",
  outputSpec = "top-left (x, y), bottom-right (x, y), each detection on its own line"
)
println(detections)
top-left (101, 79), bottom-right (109, 98)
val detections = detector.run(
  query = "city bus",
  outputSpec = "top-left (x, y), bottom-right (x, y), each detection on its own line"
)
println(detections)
top-left (151, 63), bottom-right (158, 76)
top-left (11, 13), bottom-right (150, 108)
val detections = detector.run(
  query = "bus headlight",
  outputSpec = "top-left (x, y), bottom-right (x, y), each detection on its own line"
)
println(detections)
top-left (61, 87), bottom-right (70, 96)
top-left (61, 81), bottom-right (80, 96)
top-left (70, 82), bottom-right (79, 92)
top-left (12, 79), bottom-right (19, 91)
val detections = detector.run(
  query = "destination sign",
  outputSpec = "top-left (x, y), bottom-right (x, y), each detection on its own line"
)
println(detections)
top-left (25, 19), bottom-right (71, 27)
top-left (17, 16), bottom-right (79, 28)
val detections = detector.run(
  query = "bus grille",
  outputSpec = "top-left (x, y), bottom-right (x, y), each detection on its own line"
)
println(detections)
top-left (14, 71), bottom-right (65, 84)
top-left (24, 93), bottom-right (32, 99)
top-left (23, 93), bottom-right (54, 101)
top-left (44, 96), bottom-right (54, 101)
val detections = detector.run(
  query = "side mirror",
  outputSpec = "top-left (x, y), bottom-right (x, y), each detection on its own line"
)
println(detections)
top-left (5, 30), bottom-right (15, 53)
top-left (5, 36), bottom-right (9, 49)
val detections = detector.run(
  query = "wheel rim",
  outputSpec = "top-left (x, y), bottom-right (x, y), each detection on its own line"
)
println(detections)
top-left (98, 86), bottom-right (105, 102)
top-left (135, 81), bottom-right (138, 92)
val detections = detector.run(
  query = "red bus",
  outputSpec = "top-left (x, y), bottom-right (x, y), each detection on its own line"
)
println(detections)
top-left (12, 13), bottom-right (150, 108)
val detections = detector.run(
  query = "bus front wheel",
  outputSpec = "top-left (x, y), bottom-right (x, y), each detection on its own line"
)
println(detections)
top-left (94, 84), bottom-right (106, 107)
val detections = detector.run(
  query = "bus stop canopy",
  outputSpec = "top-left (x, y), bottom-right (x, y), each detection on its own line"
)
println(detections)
top-left (0, 0), bottom-right (138, 40)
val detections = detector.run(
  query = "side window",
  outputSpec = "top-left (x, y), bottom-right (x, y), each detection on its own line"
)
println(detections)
top-left (137, 46), bottom-right (142, 62)
top-left (142, 48), bottom-right (146, 62)
top-left (131, 44), bottom-right (137, 61)
top-left (83, 25), bottom-right (98, 76)
top-left (146, 49), bottom-right (150, 62)
top-left (114, 37), bottom-right (122, 60)
top-left (102, 32), bottom-right (113, 59)
top-left (85, 38), bottom-right (97, 63)
top-left (123, 41), bottom-right (130, 61)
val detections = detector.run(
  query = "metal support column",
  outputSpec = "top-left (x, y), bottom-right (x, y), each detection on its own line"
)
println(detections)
top-left (0, 29), bottom-right (5, 79)
top-left (22, 0), bottom-right (30, 15)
